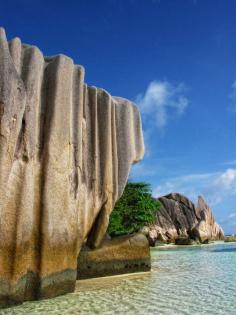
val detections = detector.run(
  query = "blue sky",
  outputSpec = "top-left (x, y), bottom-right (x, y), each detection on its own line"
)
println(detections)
top-left (1, 0), bottom-right (236, 234)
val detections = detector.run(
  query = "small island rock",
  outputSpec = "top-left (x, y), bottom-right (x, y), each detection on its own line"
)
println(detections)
top-left (145, 193), bottom-right (224, 246)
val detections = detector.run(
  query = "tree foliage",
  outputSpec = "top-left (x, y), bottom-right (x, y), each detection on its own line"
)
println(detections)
top-left (108, 182), bottom-right (161, 236)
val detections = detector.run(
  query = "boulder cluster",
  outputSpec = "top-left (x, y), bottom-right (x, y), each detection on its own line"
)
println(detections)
top-left (142, 193), bottom-right (224, 246)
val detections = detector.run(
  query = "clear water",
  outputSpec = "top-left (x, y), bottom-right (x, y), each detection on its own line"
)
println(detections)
top-left (1, 242), bottom-right (236, 315)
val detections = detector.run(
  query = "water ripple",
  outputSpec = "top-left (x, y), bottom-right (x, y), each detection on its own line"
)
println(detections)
top-left (0, 242), bottom-right (236, 315)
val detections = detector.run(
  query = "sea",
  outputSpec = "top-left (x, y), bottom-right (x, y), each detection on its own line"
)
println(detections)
top-left (1, 242), bottom-right (236, 315)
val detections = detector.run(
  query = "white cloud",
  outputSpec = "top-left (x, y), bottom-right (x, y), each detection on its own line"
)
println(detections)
top-left (215, 168), bottom-right (236, 190)
top-left (136, 81), bottom-right (189, 129)
top-left (153, 168), bottom-right (236, 207)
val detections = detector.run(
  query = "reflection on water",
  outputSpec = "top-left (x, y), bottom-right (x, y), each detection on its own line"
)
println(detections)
top-left (0, 242), bottom-right (236, 315)
top-left (211, 247), bottom-right (236, 253)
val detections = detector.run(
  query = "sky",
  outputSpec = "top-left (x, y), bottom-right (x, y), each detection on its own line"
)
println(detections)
top-left (1, 0), bottom-right (236, 234)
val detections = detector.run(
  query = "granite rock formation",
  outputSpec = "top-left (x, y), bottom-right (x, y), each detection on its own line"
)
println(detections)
top-left (192, 196), bottom-right (224, 243)
top-left (0, 28), bottom-right (144, 307)
top-left (145, 193), bottom-right (224, 245)
top-left (77, 233), bottom-right (150, 280)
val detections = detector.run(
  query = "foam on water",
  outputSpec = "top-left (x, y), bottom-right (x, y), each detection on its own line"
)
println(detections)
top-left (1, 242), bottom-right (236, 315)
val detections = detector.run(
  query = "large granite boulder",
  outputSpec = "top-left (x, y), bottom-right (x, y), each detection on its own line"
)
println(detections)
top-left (0, 28), bottom-right (144, 307)
top-left (192, 196), bottom-right (225, 243)
top-left (77, 233), bottom-right (150, 279)
top-left (146, 193), bottom-right (224, 245)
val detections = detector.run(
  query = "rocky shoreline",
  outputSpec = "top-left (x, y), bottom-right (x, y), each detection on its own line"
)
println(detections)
top-left (224, 235), bottom-right (236, 242)
top-left (140, 193), bottom-right (224, 246)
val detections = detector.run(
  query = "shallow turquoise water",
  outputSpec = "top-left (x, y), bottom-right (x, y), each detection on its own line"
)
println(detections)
top-left (1, 242), bottom-right (236, 315)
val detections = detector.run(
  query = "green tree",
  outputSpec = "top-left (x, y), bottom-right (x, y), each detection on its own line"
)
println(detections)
top-left (108, 182), bottom-right (161, 236)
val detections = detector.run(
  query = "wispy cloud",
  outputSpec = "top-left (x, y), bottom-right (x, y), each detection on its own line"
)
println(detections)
top-left (136, 80), bottom-right (189, 129)
top-left (153, 168), bottom-right (236, 206)
top-left (229, 81), bottom-right (236, 112)
top-left (130, 155), bottom-right (186, 179)
top-left (177, 172), bottom-right (218, 182)
top-left (223, 160), bottom-right (236, 166)
top-left (130, 162), bottom-right (157, 178)
top-left (214, 168), bottom-right (236, 191)
top-left (228, 213), bottom-right (236, 219)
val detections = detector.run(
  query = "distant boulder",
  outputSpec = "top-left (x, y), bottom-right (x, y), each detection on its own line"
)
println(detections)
top-left (224, 235), bottom-right (236, 242)
top-left (143, 193), bottom-right (224, 246)
top-left (191, 196), bottom-right (225, 243)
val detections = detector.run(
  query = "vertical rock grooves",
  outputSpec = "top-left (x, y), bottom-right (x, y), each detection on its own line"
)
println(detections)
top-left (0, 28), bottom-right (144, 307)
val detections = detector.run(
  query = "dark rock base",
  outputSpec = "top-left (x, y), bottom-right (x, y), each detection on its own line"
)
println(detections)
top-left (0, 269), bottom-right (76, 309)
top-left (175, 236), bottom-right (195, 245)
top-left (77, 233), bottom-right (151, 280)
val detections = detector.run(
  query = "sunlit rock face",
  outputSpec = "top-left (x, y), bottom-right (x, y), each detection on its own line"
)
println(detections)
top-left (193, 196), bottom-right (225, 243)
top-left (0, 28), bottom-right (144, 307)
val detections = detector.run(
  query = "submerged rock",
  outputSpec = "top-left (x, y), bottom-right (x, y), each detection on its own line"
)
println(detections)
top-left (0, 28), bottom-right (144, 307)
top-left (77, 233), bottom-right (150, 279)
top-left (145, 193), bottom-right (224, 245)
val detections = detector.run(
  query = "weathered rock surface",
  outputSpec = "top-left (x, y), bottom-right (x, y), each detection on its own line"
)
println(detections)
top-left (145, 193), bottom-right (224, 245)
top-left (77, 233), bottom-right (150, 279)
top-left (192, 196), bottom-right (225, 243)
top-left (0, 28), bottom-right (144, 307)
